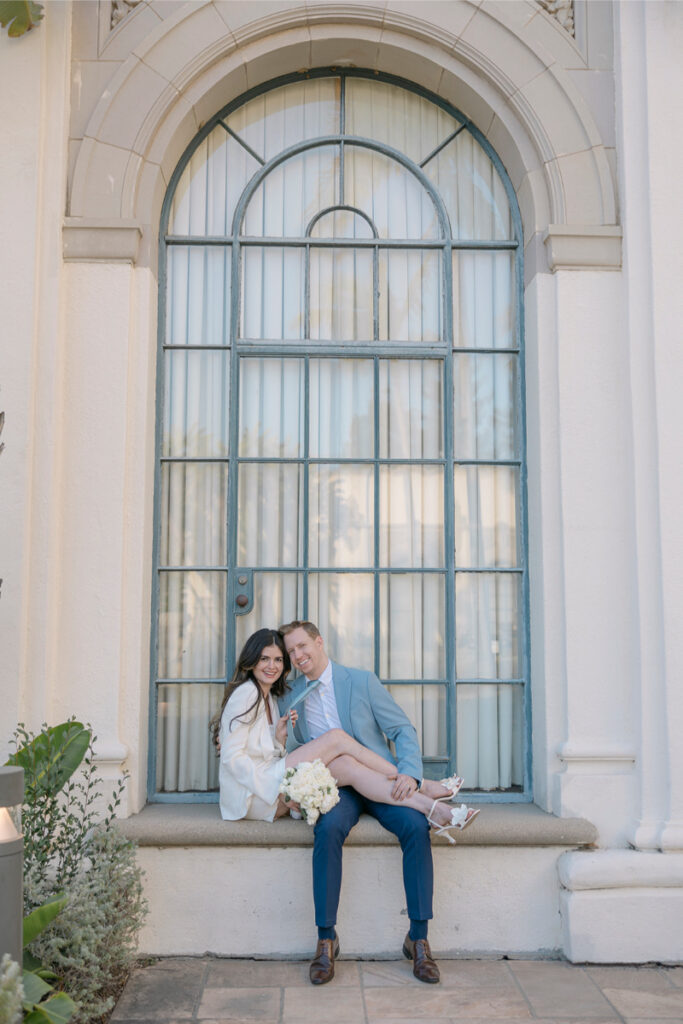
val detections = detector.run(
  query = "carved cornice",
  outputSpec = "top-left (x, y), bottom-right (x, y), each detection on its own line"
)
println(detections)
top-left (537, 0), bottom-right (575, 36)
top-left (108, 1), bottom-right (576, 38)
top-left (110, 0), bottom-right (143, 31)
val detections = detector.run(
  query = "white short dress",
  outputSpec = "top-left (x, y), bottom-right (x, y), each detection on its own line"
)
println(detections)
top-left (218, 683), bottom-right (288, 822)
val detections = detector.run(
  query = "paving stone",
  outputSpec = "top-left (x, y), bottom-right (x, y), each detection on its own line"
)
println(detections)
top-left (111, 959), bottom-right (206, 1020)
top-left (196, 986), bottom-right (280, 1020)
top-left (206, 958), bottom-right (360, 988)
top-left (283, 985), bottom-right (365, 1021)
top-left (602, 987), bottom-right (683, 1017)
top-left (507, 961), bottom-right (618, 1018)
top-left (364, 984), bottom-right (531, 1018)
top-left (361, 959), bottom-right (518, 991)
top-left (623, 1018), bottom-right (683, 1024)
top-left (587, 967), bottom-right (679, 992)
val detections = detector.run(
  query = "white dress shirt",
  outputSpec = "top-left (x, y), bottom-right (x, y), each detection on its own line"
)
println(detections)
top-left (304, 659), bottom-right (342, 738)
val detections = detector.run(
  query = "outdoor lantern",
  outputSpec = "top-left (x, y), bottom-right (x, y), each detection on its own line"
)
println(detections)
top-left (0, 766), bottom-right (24, 966)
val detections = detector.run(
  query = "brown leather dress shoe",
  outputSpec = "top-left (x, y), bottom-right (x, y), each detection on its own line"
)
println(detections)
top-left (309, 932), bottom-right (340, 985)
top-left (402, 934), bottom-right (441, 984)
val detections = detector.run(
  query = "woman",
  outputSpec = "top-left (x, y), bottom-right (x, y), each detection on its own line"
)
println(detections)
top-left (211, 628), bottom-right (478, 839)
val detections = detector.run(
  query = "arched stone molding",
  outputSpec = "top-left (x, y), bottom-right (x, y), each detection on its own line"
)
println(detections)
top-left (64, 0), bottom-right (621, 274)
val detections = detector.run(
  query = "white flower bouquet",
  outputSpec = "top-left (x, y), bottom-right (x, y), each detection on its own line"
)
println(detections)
top-left (279, 759), bottom-right (340, 825)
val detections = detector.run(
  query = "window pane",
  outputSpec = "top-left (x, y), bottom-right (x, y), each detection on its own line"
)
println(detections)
top-left (453, 353), bottom-right (518, 459)
top-left (309, 465), bottom-right (374, 568)
top-left (455, 572), bottom-right (521, 679)
top-left (344, 146), bottom-right (440, 239)
top-left (168, 127), bottom-right (259, 237)
top-left (238, 464), bottom-right (304, 567)
top-left (156, 683), bottom-right (223, 793)
top-left (346, 78), bottom-right (459, 166)
top-left (226, 78), bottom-right (340, 163)
top-left (453, 252), bottom-right (515, 349)
top-left (386, 685), bottom-right (447, 757)
top-left (160, 463), bottom-right (228, 566)
top-left (242, 146), bottom-right (339, 236)
top-left (162, 350), bottom-right (229, 457)
top-left (456, 683), bottom-right (524, 791)
top-left (379, 574), bottom-right (445, 678)
top-left (378, 249), bottom-right (441, 342)
top-left (309, 247), bottom-right (373, 341)
top-left (310, 359), bottom-right (374, 458)
top-left (235, 573), bottom-right (304, 654)
top-left (158, 571), bottom-right (226, 679)
top-left (241, 247), bottom-right (304, 340)
top-left (166, 246), bottom-right (231, 346)
top-left (379, 359), bottom-right (443, 458)
top-left (308, 573), bottom-right (374, 670)
top-left (239, 358), bottom-right (304, 457)
top-left (380, 467), bottom-right (444, 568)
top-left (423, 131), bottom-right (512, 240)
top-left (454, 466), bottom-right (519, 568)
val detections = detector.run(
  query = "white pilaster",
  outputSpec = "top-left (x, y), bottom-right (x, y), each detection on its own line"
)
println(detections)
top-left (0, 1), bottom-right (72, 753)
top-left (548, 270), bottom-right (637, 846)
top-left (615, 0), bottom-right (683, 852)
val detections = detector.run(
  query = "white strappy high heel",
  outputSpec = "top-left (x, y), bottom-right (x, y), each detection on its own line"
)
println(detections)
top-left (427, 801), bottom-right (480, 844)
top-left (438, 775), bottom-right (465, 802)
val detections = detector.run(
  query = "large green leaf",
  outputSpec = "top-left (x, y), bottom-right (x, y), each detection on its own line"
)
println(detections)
top-left (23, 894), bottom-right (67, 947)
top-left (0, 1), bottom-right (44, 37)
top-left (22, 969), bottom-right (52, 1008)
top-left (7, 721), bottom-right (91, 795)
top-left (23, 992), bottom-right (76, 1024)
top-left (23, 948), bottom-right (42, 971)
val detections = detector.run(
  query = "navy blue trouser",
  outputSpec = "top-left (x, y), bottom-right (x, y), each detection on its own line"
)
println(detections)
top-left (312, 786), bottom-right (433, 928)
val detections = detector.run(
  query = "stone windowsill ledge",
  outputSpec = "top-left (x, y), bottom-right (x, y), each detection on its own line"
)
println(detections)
top-left (116, 802), bottom-right (597, 848)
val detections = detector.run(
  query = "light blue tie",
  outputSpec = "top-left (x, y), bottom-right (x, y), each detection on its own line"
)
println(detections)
top-left (287, 676), bottom-right (324, 716)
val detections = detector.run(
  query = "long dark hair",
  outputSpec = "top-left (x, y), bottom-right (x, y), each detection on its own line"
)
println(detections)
top-left (209, 628), bottom-right (290, 747)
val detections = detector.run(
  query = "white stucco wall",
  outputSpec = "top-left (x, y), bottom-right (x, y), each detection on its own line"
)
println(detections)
top-left (2, 0), bottom-right (683, 961)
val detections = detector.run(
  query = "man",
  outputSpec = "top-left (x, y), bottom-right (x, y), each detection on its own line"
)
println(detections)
top-left (278, 619), bottom-right (440, 986)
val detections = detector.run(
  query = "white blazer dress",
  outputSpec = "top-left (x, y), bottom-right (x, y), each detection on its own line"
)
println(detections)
top-left (219, 682), bottom-right (288, 822)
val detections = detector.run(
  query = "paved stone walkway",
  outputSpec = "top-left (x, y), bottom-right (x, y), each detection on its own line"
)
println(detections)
top-left (111, 956), bottom-right (683, 1023)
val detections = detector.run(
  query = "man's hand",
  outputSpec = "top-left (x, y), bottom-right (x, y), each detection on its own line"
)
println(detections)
top-left (391, 773), bottom-right (418, 801)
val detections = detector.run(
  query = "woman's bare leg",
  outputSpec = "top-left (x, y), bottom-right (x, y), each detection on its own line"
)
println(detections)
top-left (326, 755), bottom-right (455, 828)
top-left (284, 728), bottom-right (397, 778)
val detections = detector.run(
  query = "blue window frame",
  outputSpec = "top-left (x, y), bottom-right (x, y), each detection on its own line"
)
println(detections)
top-left (150, 69), bottom-right (530, 802)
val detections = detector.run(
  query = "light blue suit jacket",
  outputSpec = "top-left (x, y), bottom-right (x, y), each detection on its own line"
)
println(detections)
top-left (278, 661), bottom-right (423, 781)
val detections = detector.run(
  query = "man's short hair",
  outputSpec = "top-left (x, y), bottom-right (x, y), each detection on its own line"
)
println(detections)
top-left (279, 620), bottom-right (321, 640)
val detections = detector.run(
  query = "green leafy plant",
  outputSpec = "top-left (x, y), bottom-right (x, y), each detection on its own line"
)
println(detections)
top-left (22, 896), bottom-right (76, 1024)
top-left (0, 1), bottom-right (44, 37)
top-left (6, 721), bottom-right (146, 1023)
top-left (7, 721), bottom-right (118, 893)
top-left (25, 831), bottom-right (145, 1021)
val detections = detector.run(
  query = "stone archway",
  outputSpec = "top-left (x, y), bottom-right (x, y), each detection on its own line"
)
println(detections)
top-left (64, 0), bottom-right (621, 274)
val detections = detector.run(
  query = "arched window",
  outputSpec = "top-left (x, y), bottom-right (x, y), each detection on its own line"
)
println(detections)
top-left (152, 71), bottom-right (528, 801)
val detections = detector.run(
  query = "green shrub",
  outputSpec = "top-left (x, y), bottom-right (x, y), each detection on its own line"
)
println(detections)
top-left (24, 829), bottom-right (146, 1022)
top-left (6, 721), bottom-right (147, 1023)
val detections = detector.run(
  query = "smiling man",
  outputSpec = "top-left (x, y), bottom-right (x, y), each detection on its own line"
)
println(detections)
top-left (278, 620), bottom-right (439, 986)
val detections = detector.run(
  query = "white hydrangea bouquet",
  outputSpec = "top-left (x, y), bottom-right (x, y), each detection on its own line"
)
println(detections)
top-left (279, 759), bottom-right (340, 825)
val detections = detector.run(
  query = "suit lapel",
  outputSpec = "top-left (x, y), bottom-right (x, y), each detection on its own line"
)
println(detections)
top-left (331, 662), bottom-right (353, 735)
